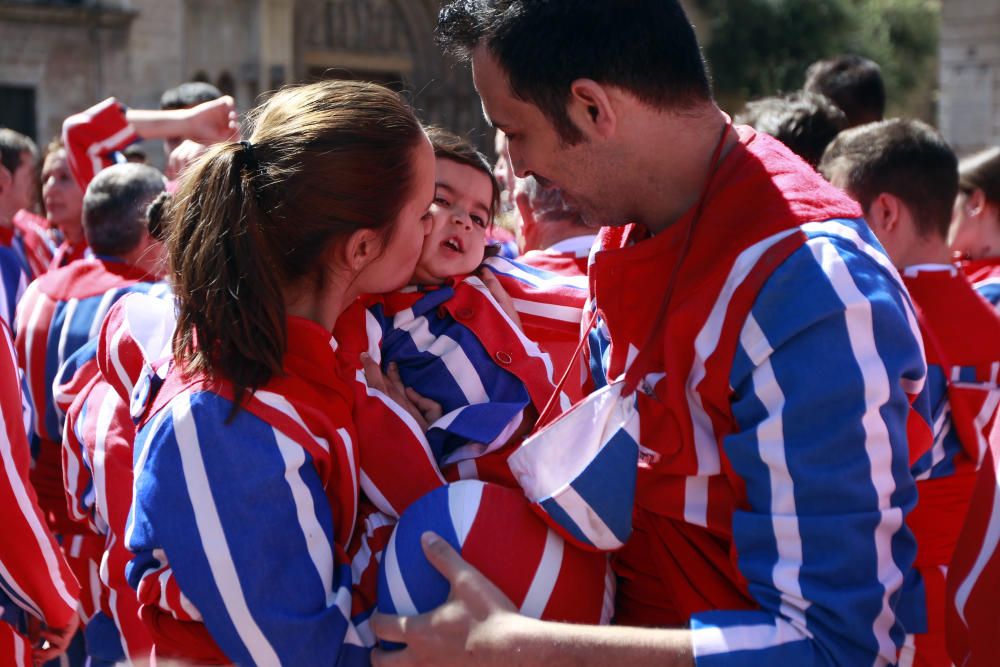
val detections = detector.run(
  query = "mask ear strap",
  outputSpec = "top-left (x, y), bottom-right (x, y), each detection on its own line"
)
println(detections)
top-left (535, 307), bottom-right (599, 430)
top-left (537, 117), bottom-right (734, 428)
top-left (621, 116), bottom-right (733, 398)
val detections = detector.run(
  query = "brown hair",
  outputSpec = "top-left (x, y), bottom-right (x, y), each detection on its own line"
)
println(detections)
top-left (819, 119), bottom-right (958, 240)
top-left (425, 126), bottom-right (500, 222)
top-left (959, 146), bottom-right (1000, 206)
top-left (169, 80), bottom-right (425, 406)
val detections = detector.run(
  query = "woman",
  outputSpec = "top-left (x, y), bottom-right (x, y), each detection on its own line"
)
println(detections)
top-left (40, 141), bottom-right (86, 268)
top-left (122, 80), bottom-right (434, 665)
top-left (950, 146), bottom-right (1000, 308)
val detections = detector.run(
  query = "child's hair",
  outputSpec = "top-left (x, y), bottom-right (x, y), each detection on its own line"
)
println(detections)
top-left (169, 80), bottom-right (426, 405)
top-left (425, 126), bottom-right (500, 221)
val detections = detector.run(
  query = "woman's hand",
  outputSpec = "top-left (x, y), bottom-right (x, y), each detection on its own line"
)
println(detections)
top-left (476, 268), bottom-right (523, 331)
top-left (362, 353), bottom-right (443, 431)
top-left (371, 532), bottom-right (521, 667)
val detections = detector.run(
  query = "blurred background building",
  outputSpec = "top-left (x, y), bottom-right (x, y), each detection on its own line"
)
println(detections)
top-left (940, 0), bottom-right (1000, 154)
top-left (0, 0), bottom-right (997, 160)
top-left (0, 0), bottom-right (488, 161)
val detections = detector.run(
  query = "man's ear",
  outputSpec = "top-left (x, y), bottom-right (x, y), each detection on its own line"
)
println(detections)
top-left (340, 227), bottom-right (383, 273)
top-left (567, 79), bottom-right (617, 139)
top-left (0, 165), bottom-right (11, 197)
top-left (867, 192), bottom-right (904, 234)
top-left (514, 190), bottom-right (536, 251)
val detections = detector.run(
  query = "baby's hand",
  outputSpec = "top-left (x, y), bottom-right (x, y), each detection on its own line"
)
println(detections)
top-left (476, 267), bottom-right (523, 331)
top-left (361, 353), bottom-right (442, 431)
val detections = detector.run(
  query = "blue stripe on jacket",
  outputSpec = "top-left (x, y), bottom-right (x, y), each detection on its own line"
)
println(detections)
top-left (128, 390), bottom-right (365, 666)
top-left (692, 219), bottom-right (924, 666)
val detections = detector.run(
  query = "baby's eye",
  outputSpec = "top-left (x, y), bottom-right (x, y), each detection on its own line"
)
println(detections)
top-left (433, 196), bottom-right (449, 206)
top-left (471, 215), bottom-right (487, 228)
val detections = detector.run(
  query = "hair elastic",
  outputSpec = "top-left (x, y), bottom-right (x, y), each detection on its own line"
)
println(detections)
top-left (239, 140), bottom-right (259, 171)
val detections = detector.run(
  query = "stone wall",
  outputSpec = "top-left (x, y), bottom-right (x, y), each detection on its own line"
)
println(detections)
top-left (940, 0), bottom-right (1000, 154)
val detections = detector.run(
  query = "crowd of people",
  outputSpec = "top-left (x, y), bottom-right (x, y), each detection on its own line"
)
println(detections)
top-left (0, 1), bottom-right (998, 666)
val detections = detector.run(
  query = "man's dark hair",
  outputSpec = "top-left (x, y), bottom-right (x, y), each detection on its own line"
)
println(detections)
top-left (736, 91), bottom-right (847, 167)
top-left (83, 163), bottom-right (166, 256)
top-left (436, 0), bottom-right (712, 144)
top-left (159, 82), bottom-right (223, 110)
top-left (819, 119), bottom-right (958, 240)
top-left (0, 128), bottom-right (38, 175)
top-left (804, 55), bottom-right (885, 127)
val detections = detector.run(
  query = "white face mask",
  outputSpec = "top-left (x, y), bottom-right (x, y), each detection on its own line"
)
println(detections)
top-left (507, 378), bottom-right (639, 551)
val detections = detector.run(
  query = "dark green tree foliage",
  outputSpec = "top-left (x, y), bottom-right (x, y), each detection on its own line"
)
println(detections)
top-left (698, 0), bottom-right (939, 116)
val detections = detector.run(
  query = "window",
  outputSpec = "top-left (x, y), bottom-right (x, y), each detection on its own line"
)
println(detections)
top-left (0, 85), bottom-right (37, 142)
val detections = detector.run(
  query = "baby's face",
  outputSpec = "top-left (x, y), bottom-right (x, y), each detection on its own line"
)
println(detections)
top-left (410, 158), bottom-right (493, 285)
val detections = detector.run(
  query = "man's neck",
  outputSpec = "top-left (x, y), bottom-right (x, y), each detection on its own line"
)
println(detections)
top-left (630, 105), bottom-right (736, 236)
top-left (899, 237), bottom-right (953, 270)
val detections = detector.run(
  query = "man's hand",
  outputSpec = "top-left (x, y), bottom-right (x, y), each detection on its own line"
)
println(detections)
top-left (371, 532), bottom-right (520, 667)
top-left (31, 613), bottom-right (79, 665)
top-left (178, 96), bottom-right (239, 145)
top-left (362, 353), bottom-right (443, 431)
top-left (127, 96), bottom-right (238, 147)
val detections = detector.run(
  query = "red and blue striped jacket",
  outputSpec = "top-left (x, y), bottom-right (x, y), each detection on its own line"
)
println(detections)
top-left (62, 97), bottom-right (139, 193)
top-left (946, 418), bottom-right (1000, 667)
top-left (0, 319), bottom-right (79, 666)
top-left (14, 257), bottom-right (168, 536)
top-left (590, 127), bottom-right (928, 666)
top-left (518, 234), bottom-right (596, 278)
top-left (124, 311), bottom-right (371, 665)
top-left (959, 257), bottom-right (1000, 311)
top-left (55, 294), bottom-right (177, 664)
top-left (11, 210), bottom-right (55, 279)
top-left (333, 257), bottom-right (588, 521)
top-left (0, 212), bottom-right (54, 328)
top-left (894, 265), bottom-right (1000, 665)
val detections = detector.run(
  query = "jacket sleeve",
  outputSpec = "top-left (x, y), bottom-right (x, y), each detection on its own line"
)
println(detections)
top-left (62, 97), bottom-right (138, 192)
top-left (0, 321), bottom-right (80, 628)
top-left (690, 232), bottom-right (925, 666)
top-left (128, 390), bottom-right (370, 665)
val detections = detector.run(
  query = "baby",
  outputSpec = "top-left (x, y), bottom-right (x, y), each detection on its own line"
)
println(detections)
top-left (337, 127), bottom-right (588, 514)
top-left (339, 129), bottom-right (616, 632)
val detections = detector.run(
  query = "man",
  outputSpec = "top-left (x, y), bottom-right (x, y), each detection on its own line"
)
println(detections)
top-left (0, 130), bottom-right (54, 325)
top-left (514, 175), bottom-right (596, 277)
top-left (804, 54), bottom-right (886, 127)
top-left (370, 2), bottom-right (928, 665)
top-left (735, 91), bottom-right (847, 168)
top-left (15, 164), bottom-right (171, 654)
top-left (820, 119), bottom-right (1000, 666)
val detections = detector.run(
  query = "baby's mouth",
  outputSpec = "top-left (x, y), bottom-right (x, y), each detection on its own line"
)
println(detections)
top-left (442, 236), bottom-right (463, 253)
